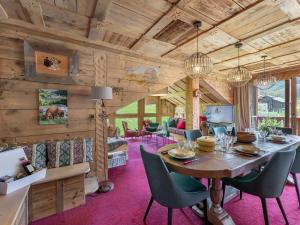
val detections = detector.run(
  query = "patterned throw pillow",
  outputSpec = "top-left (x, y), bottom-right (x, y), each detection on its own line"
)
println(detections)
top-left (73, 139), bottom-right (84, 164)
top-left (59, 140), bottom-right (71, 167)
top-left (24, 143), bottom-right (47, 170)
top-left (84, 138), bottom-right (93, 162)
top-left (47, 141), bottom-right (59, 168)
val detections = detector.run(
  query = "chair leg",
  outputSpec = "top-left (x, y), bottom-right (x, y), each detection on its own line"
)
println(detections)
top-left (207, 178), bottom-right (211, 188)
top-left (291, 173), bottom-right (300, 206)
top-left (143, 196), bottom-right (154, 221)
top-left (203, 199), bottom-right (208, 224)
top-left (276, 197), bottom-right (289, 225)
top-left (221, 182), bottom-right (226, 207)
top-left (168, 208), bottom-right (172, 225)
top-left (260, 197), bottom-right (269, 225)
top-left (240, 191), bottom-right (243, 200)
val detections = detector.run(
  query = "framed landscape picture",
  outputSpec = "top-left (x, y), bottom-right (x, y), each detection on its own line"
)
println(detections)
top-left (39, 89), bottom-right (68, 125)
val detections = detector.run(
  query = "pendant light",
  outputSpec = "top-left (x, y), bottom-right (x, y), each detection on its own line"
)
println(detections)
top-left (253, 55), bottom-right (277, 90)
top-left (184, 21), bottom-right (213, 78)
top-left (227, 43), bottom-right (252, 87)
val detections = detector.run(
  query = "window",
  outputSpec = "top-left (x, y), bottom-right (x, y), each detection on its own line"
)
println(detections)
top-left (116, 101), bottom-right (138, 114)
top-left (257, 80), bottom-right (285, 117)
top-left (145, 103), bottom-right (156, 114)
top-left (255, 80), bottom-right (286, 129)
top-left (162, 116), bottom-right (170, 123)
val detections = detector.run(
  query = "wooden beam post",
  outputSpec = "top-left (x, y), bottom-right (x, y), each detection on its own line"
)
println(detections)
top-left (291, 77), bottom-right (297, 134)
top-left (285, 79), bottom-right (290, 128)
top-left (185, 77), bottom-right (200, 130)
top-left (138, 99), bottom-right (145, 130)
top-left (157, 97), bottom-right (162, 124)
top-left (94, 52), bottom-right (107, 182)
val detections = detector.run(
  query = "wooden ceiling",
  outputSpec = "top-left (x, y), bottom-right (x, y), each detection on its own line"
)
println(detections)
top-left (1, 0), bottom-right (300, 77)
top-left (162, 78), bottom-right (222, 106)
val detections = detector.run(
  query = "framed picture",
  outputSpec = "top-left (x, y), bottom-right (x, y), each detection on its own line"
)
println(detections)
top-left (39, 89), bottom-right (68, 125)
top-left (24, 41), bottom-right (79, 84)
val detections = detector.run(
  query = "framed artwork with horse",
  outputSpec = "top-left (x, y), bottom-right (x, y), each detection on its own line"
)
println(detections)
top-left (39, 89), bottom-right (68, 125)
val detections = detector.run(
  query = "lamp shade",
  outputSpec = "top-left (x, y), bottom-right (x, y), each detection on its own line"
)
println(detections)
top-left (91, 86), bottom-right (113, 100)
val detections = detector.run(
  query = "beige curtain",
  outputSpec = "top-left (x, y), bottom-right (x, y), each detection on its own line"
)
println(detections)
top-left (234, 84), bottom-right (250, 131)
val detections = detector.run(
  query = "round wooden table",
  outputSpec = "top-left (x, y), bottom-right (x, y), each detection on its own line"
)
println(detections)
top-left (158, 138), bottom-right (300, 225)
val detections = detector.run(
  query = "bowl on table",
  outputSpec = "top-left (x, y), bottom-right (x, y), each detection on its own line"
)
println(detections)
top-left (237, 131), bottom-right (257, 143)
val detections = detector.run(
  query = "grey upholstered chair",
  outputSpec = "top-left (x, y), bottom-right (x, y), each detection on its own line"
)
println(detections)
top-left (212, 126), bottom-right (227, 136)
top-left (221, 148), bottom-right (296, 225)
top-left (140, 145), bottom-right (209, 225)
top-left (291, 146), bottom-right (300, 206)
top-left (183, 129), bottom-right (202, 141)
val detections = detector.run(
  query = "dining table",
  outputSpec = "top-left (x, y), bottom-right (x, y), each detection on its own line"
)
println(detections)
top-left (157, 135), bottom-right (300, 225)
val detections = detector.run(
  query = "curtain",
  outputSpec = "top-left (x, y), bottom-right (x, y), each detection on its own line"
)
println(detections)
top-left (234, 84), bottom-right (250, 131)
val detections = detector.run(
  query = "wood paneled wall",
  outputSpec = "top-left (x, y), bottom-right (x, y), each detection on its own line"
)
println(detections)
top-left (0, 25), bottom-right (185, 180)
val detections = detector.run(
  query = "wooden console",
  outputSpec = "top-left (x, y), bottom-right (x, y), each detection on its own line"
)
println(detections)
top-left (0, 163), bottom-right (90, 225)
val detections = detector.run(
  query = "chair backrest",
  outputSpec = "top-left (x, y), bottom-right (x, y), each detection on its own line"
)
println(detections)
top-left (276, 127), bottom-right (293, 135)
top-left (140, 145), bottom-right (184, 207)
top-left (184, 130), bottom-right (202, 141)
top-left (122, 121), bottom-right (128, 131)
top-left (253, 147), bottom-right (296, 198)
top-left (162, 121), bottom-right (169, 136)
top-left (212, 127), bottom-right (227, 136)
top-left (291, 146), bottom-right (300, 173)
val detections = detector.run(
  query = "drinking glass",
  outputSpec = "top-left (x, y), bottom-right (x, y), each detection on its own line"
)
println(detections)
top-left (258, 130), bottom-right (268, 142)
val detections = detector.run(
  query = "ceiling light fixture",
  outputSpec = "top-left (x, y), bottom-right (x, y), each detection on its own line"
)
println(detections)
top-left (184, 21), bottom-right (213, 78)
top-left (253, 55), bottom-right (277, 90)
top-left (227, 43), bottom-right (252, 87)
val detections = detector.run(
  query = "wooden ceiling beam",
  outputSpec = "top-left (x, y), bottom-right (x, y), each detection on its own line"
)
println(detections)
top-left (88, 0), bottom-right (113, 39)
top-left (0, 18), bottom-right (183, 68)
top-left (161, 0), bottom-right (264, 57)
top-left (0, 3), bottom-right (7, 19)
top-left (19, 0), bottom-right (45, 27)
top-left (129, 1), bottom-right (178, 49)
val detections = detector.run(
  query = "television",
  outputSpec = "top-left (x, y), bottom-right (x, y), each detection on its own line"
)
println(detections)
top-left (206, 105), bottom-right (234, 124)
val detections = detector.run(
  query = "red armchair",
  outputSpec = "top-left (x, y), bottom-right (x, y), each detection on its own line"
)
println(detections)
top-left (122, 121), bottom-right (139, 139)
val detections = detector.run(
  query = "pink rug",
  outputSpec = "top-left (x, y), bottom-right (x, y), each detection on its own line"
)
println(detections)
top-left (31, 137), bottom-right (300, 225)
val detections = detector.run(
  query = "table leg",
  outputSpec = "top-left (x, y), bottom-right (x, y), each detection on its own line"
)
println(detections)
top-left (208, 178), bottom-right (235, 225)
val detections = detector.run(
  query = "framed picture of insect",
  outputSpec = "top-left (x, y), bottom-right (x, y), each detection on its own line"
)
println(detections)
top-left (24, 41), bottom-right (79, 84)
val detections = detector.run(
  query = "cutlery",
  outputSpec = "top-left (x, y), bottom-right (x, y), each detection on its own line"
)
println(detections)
top-left (183, 158), bottom-right (201, 165)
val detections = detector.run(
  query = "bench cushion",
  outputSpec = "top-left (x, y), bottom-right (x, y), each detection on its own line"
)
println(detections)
top-left (107, 137), bottom-right (127, 152)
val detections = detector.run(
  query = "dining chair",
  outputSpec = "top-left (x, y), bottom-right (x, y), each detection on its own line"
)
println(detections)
top-left (140, 145), bottom-right (209, 225)
top-left (183, 129), bottom-right (202, 141)
top-left (221, 148), bottom-right (296, 225)
top-left (291, 146), bottom-right (300, 206)
top-left (212, 126), bottom-right (227, 136)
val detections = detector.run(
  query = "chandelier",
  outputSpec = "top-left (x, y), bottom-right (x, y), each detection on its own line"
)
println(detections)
top-left (253, 55), bottom-right (277, 90)
top-left (184, 21), bottom-right (213, 78)
top-left (227, 43), bottom-right (252, 87)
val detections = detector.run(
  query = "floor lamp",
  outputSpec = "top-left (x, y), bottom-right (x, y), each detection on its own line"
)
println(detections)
top-left (91, 86), bottom-right (114, 192)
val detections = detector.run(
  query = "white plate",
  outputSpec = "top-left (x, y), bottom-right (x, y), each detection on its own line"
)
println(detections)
top-left (168, 149), bottom-right (195, 159)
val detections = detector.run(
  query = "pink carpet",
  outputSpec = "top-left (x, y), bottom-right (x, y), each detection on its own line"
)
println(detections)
top-left (31, 137), bottom-right (300, 225)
